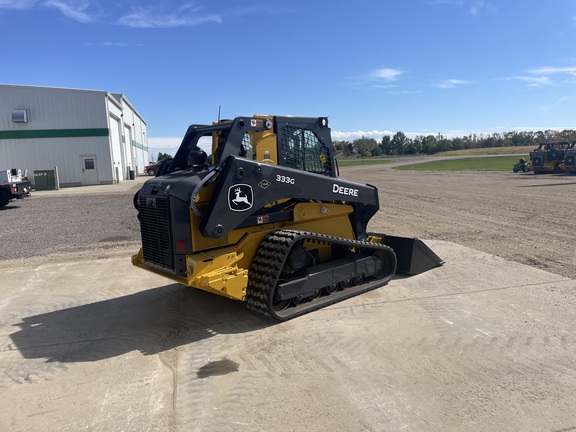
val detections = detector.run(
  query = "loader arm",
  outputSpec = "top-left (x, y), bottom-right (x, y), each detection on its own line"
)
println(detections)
top-left (199, 154), bottom-right (379, 240)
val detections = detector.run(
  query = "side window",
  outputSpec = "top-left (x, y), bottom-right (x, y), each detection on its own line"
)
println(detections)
top-left (241, 133), bottom-right (254, 159)
top-left (279, 126), bottom-right (331, 175)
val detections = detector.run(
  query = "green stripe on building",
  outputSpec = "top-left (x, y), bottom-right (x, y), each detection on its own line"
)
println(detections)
top-left (132, 140), bottom-right (149, 151)
top-left (0, 128), bottom-right (109, 139)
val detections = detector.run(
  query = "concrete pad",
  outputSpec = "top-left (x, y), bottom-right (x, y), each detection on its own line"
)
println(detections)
top-left (1, 241), bottom-right (575, 432)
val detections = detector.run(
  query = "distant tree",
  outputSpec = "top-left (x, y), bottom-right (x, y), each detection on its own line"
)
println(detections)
top-left (559, 129), bottom-right (576, 142)
top-left (403, 140), bottom-right (420, 155)
top-left (333, 140), bottom-right (347, 152)
top-left (344, 143), bottom-right (355, 157)
top-left (353, 136), bottom-right (378, 157)
top-left (420, 135), bottom-right (438, 154)
top-left (380, 135), bottom-right (393, 155)
top-left (371, 145), bottom-right (383, 157)
top-left (391, 132), bottom-right (408, 155)
top-left (156, 152), bottom-right (172, 162)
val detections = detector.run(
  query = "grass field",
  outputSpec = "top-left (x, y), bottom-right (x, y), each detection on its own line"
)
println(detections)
top-left (435, 146), bottom-right (534, 156)
top-left (337, 158), bottom-right (393, 167)
top-left (395, 155), bottom-right (528, 171)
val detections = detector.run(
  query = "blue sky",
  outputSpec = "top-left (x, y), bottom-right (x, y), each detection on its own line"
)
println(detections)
top-left (1, 0), bottom-right (576, 157)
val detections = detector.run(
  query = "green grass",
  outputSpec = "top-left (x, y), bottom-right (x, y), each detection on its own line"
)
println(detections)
top-left (337, 158), bottom-right (393, 167)
top-left (395, 155), bottom-right (528, 171)
top-left (434, 146), bottom-right (534, 156)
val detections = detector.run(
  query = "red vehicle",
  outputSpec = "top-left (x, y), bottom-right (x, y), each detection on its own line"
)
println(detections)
top-left (145, 159), bottom-right (173, 176)
top-left (144, 162), bottom-right (160, 176)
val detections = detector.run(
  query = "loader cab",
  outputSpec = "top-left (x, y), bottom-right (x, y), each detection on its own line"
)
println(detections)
top-left (168, 116), bottom-right (337, 178)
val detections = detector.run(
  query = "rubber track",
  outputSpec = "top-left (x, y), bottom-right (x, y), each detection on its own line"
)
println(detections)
top-left (245, 229), bottom-right (396, 321)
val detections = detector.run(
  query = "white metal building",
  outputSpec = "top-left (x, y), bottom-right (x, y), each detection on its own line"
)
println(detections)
top-left (0, 84), bottom-right (148, 187)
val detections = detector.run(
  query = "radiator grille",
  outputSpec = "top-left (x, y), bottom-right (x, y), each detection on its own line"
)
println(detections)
top-left (138, 196), bottom-right (174, 271)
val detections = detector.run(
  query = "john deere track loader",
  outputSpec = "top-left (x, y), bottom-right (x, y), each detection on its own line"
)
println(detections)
top-left (132, 115), bottom-right (442, 321)
top-left (563, 142), bottom-right (576, 175)
top-left (530, 141), bottom-right (570, 174)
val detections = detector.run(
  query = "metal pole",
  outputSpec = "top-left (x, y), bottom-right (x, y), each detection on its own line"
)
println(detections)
top-left (54, 166), bottom-right (60, 191)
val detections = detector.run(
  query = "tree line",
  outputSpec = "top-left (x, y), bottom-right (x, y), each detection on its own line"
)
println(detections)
top-left (333, 129), bottom-right (576, 157)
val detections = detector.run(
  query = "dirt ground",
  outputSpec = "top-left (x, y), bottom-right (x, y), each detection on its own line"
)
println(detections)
top-left (1, 166), bottom-right (574, 280)
top-left (346, 167), bottom-right (576, 280)
top-left (1, 166), bottom-right (575, 432)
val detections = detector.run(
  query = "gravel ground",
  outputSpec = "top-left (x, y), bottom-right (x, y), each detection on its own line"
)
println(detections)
top-left (1, 168), bottom-right (575, 279)
top-left (0, 189), bottom-right (141, 261)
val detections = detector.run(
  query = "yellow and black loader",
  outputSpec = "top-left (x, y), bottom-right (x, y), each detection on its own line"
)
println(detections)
top-left (132, 115), bottom-right (442, 321)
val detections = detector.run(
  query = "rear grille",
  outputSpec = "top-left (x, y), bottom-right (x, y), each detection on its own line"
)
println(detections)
top-left (138, 196), bottom-right (174, 271)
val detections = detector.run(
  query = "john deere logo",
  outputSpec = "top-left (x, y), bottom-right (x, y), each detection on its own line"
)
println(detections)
top-left (228, 184), bottom-right (253, 212)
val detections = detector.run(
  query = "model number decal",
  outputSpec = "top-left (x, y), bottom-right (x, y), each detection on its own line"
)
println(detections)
top-left (276, 175), bottom-right (295, 184)
top-left (332, 183), bottom-right (359, 197)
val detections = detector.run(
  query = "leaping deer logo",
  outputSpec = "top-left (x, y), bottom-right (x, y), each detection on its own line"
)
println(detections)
top-left (232, 187), bottom-right (250, 206)
top-left (228, 184), bottom-right (253, 211)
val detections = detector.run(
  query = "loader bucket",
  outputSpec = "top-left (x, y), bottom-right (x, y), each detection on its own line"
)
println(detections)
top-left (380, 235), bottom-right (444, 275)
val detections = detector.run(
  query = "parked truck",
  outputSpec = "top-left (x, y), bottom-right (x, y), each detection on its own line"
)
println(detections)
top-left (0, 169), bottom-right (32, 208)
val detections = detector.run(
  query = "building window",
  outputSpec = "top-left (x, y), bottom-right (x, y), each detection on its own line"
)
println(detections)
top-left (12, 110), bottom-right (28, 123)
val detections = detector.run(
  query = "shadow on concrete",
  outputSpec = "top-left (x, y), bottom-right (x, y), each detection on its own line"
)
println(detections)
top-left (9, 284), bottom-right (271, 363)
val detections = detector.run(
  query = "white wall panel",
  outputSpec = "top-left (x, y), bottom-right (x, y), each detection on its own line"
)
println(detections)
top-left (0, 85), bottom-right (107, 131)
top-left (0, 137), bottom-right (110, 185)
top-left (0, 85), bottom-right (147, 186)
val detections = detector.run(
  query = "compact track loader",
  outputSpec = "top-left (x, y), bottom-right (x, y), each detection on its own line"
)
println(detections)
top-left (530, 141), bottom-right (570, 174)
top-left (132, 115), bottom-right (443, 321)
top-left (563, 142), bottom-right (576, 174)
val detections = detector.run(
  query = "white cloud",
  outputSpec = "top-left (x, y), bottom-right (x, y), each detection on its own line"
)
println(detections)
top-left (506, 76), bottom-right (552, 87)
top-left (148, 137), bottom-right (183, 149)
top-left (118, 4), bottom-right (222, 28)
top-left (427, 0), bottom-right (463, 6)
top-left (385, 90), bottom-right (423, 95)
top-left (470, 0), bottom-right (484, 16)
top-left (539, 96), bottom-right (572, 113)
top-left (470, 1), bottom-right (497, 16)
top-left (369, 67), bottom-right (405, 82)
top-left (86, 41), bottom-right (130, 47)
top-left (1, 0), bottom-right (96, 23)
top-left (0, 0), bottom-right (223, 28)
top-left (148, 136), bottom-right (212, 154)
top-left (332, 130), bottom-right (395, 141)
top-left (506, 65), bottom-right (576, 87)
top-left (528, 66), bottom-right (576, 76)
top-left (0, 0), bottom-right (39, 10)
top-left (435, 79), bottom-right (471, 89)
top-left (43, 0), bottom-right (95, 23)
top-left (332, 129), bottom-right (474, 141)
top-left (348, 67), bottom-right (406, 89)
